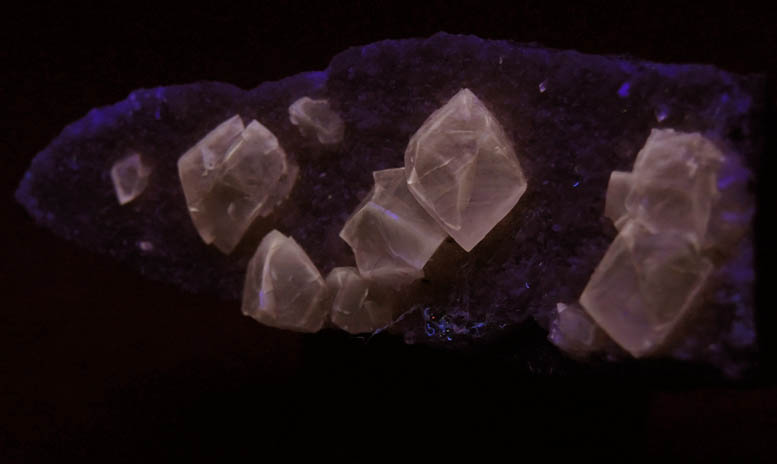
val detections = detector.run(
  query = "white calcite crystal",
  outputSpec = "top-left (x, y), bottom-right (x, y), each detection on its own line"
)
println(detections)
top-left (177, 115), bottom-right (298, 254)
top-left (110, 152), bottom-right (151, 205)
top-left (581, 129), bottom-right (725, 357)
top-left (405, 88), bottom-right (527, 252)
top-left (325, 267), bottom-right (394, 334)
top-left (548, 302), bottom-right (607, 357)
top-left (242, 230), bottom-right (328, 332)
top-left (288, 97), bottom-right (345, 145)
top-left (340, 168), bottom-right (447, 287)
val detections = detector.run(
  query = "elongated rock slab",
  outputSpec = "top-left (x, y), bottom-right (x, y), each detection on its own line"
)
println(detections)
top-left (15, 33), bottom-right (764, 375)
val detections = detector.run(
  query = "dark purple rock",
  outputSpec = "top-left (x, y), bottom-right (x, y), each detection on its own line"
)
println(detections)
top-left (15, 33), bottom-right (765, 376)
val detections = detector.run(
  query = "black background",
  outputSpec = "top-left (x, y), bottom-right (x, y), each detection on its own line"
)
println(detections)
top-left (2, 1), bottom-right (776, 461)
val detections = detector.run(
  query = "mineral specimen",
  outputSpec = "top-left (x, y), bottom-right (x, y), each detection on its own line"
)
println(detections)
top-left (110, 152), bottom-right (151, 205)
top-left (15, 33), bottom-right (763, 376)
top-left (548, 302), bottom-right (607, 357)
top-left (178, 115), bottom-right (298, 254)
top-left (288, 97), bottom-right (345, 145)
top-left (580, 130), bottom-right (733, 357)
top-left (340, 167), bottom-right (447, 287)
top-left (325, 266), bottom-right (394, 334)
top-left (405, 88), bottom-right (527, 252)
top-left (242, 230), bottom-right (327, 332)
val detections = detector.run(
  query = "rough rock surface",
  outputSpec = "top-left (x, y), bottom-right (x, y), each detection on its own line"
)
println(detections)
top-left (15, 33), bottom-right (764, 375)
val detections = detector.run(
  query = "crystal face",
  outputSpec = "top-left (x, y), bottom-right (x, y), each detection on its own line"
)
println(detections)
top-left (288, 97), bottom-right (345, 145)
top-left (548, 302), bottom-right (606, 356)
top-left (340, 168), bottom-right (447, 286)
top-left (325, 267), bottom-right (394, 334)
top-left (581, 129), bottom-right (725, 357)
top-left (177, 116), bottom-right (298, 254)
top-left (110, 152), bottom-right (151, 205)
top-left (242, 230), bottom-right (327, 332)
top-left (405, 88), bottom-right (527, 252)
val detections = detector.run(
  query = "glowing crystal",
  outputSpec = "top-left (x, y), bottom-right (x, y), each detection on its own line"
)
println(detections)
top-left (340, 168), bottom-right (447, 287)
top-left (405, 88), bottom-right (527, 251)
top-left (242, 230), bottom-right (327, 332)
top-left (325, 267), bottom-right (394, 334)
top-left (110, 152), bottom-right (151, 205)
top-left (178, 116), bottom-right (298, 254)
top-left (288, 97), bottom-right (345, 145)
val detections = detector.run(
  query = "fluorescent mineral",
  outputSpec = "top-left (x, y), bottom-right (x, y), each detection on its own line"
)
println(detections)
top-left (288, 97), bottom-right (345, 145)
top-left (340, 168), bottom-right (447, 287)
top-left (548, 302), bottom-right (607, 357)
top-left (325, 267), bottom-right (394, 334)
top-left (177, 115), bottom-right (298, 254)
top-left (110, 152), bottom-right (151, 205)
top-left (581, 129), bottom-right (726, 357)
top-left (405, 88), bottom-right (527, 252)
top-left (242, 230), bottom-right (327, 332)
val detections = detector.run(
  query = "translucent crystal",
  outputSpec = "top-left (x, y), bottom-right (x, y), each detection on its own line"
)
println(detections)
top-left (405, 88), bottom-right (527, 251)
top-left (548, 302), bottom-right (606, 356)
top-left (325, 267), bottom-right (394, 334)
top-left (110, 152), bottom-right (151, 205)
top-left (340, 168), bottom-right (447, 286)
top-left (625, 129), bottom-right (723, 245)
top-left (288, 97), bottom-right (345, 145)
top-left (177, 115), bottom-right (298, 254)
top-left (242, 230), bottom-right (327, 332)
top-left (580, 221), bottom-right (713, 357)
top-left (582, 130), bottom-right (726, 357)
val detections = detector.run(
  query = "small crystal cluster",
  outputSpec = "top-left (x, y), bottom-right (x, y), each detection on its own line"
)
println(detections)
top-left (177, 115), bottom-right (298, 254)
top-left (242, 88), bottom-right (527, 333)
top-left (580, 129), bottom-right (729, 357)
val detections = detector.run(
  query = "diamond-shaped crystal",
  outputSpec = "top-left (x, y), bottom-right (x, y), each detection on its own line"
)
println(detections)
top-left (178, 116), bottom-right (298, 254)
top-left (325, 267), bottom-right (394, 334)
top-left (111, 152), bottom-right (151, 205)
top-left (242, 230), bottom-right (327, 332)
top-left (340, 168), bottom-right (447, 287)
top-left (405, 88), bottom-right (527, 251)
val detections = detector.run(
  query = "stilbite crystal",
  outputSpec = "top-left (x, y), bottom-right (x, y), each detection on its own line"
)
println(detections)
top-left (340, 168), bottom-right (447, 286)
top-left (581, 130), bottom-right (726, 357)
top-left (326, 267), bottom-right (394, 334)
top-left (110, 152), bottom-right (151, 205)
top-left (405, 88), bottom-right (527, 252)
top-left (288, 97), bottom-right (345, 145)
top-left (242, 230), bottom-right (327, 332)
top-left (177, 116), bottom-right (298, 254)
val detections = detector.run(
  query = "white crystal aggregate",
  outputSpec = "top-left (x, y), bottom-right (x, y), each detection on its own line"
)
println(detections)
top-left (177, 115), bottom-right (297, 254)
top-left (325, 267), bottom-right (394, 334)
top-left (339, 167), bottom-right (447, 287)
top-left (581, 129), bottom-right (726, 357)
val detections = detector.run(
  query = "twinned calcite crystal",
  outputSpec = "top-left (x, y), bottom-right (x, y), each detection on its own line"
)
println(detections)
top-left (325, 267), bottom-right (394, 334)
top-left (288, 97), bottom-right (345, 145)
top-left (110, 152), bottom-right (151, 205)
top-left (405, 88), bottom-right (527, 252)
top-left (581, 129), bottom-right (729, 357)
top-left (340, 168), bottom-right (447, 286)
top-left (178, 116), bottom-right (298, 254)
top-left (242, 230), bottom-right (328, 332)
